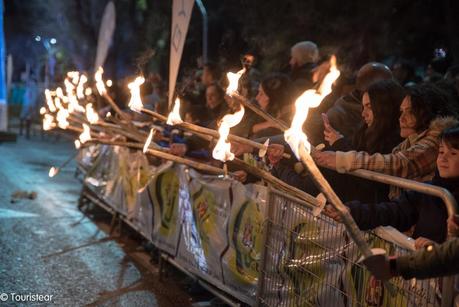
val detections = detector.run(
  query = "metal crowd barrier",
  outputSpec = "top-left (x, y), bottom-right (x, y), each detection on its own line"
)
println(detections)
top-left (257, 164), bottom-right (459, 307)
top-left (348, 168), bottom-right (457, 307)
top-left (75, 145), bottom-right (458, 306)
top-left (347, 168), bottom-right (457, 218)
top-left (257, 189), bottom-right (445, 306)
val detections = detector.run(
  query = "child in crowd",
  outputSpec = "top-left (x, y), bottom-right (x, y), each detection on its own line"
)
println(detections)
top-left (325, 124), bottom-right (459, 249)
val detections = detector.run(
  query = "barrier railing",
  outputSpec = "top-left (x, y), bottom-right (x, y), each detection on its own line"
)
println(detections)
top-left (257, 188), bottom-right (452, 307)
top-left (346, 168), bottom-right (457, 307)
top-left (76, 145), bottom-right (457, 306)
top-left (347, 168), bottom-right (458, 218)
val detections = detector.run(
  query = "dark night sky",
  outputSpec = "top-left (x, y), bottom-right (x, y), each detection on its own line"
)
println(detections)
top-left (4, 0), bottom-right (459, 80)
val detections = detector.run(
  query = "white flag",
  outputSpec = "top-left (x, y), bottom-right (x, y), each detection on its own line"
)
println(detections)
top-left (168, 0), bottom-right (195, 108)
top-left (94, 1), bottom-right (116, 72)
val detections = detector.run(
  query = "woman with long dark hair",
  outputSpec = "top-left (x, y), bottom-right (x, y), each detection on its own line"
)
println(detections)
top-left (314, 82), bottom-right (458, 200)
top-left (319, 79), bottom-right (405, 202)
top-left (324, 79), bottom-right (404, 155)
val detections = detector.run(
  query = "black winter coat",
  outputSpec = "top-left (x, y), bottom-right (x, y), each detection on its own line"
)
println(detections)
top-left (346, 173), bottom-right (459, 243)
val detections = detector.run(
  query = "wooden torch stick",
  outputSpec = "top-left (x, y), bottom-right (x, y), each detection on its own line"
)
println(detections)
top-left (89, 139), bottom-right (226, 175)
top-left (139, 109), bottom-right (290, 159)
top-left (101, 92), bottom-right (131, 122)
top-left (232, 93), bottom-right (289, 131)
top-left (296, 143), bottom-right (397, 294)
top-left (297, 143), bottom-right (372, 257)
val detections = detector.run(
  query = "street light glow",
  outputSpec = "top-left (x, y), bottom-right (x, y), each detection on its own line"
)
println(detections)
top-left (35, 35), bottom-right (41, 42)
top-left (50, 38), bottom-right (57, 45)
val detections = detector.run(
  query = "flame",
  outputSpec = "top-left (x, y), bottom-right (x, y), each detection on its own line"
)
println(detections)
top-left (85, 103), bottom-right (99, 124)
top-left (77, 74), bottom-right (88, 99)
top-left (166, 97), bottom-right (183, 125)
top-left (45, 89), bottom-right (57, 112)
top-left (56, 108), bottom-right (70, 129)
top-left (211, 68), bottom-right (247, 162)
top-left (212, 106), bottom-right (245, 162)
top-left (64, 78), bottom-right (84, 113)
top-left (106, 79), bottom-right (113, 87)
top-left (56, 87), bottom-right (68, 103)
top-left (49, 167), bottom-right (58, 178)
top-left (43, 114), bottom-right (56, 130)
top-left (85, 88), bottom-right (93, 96)
top-left (284, 55), bottom-right (340, 159)
top-left (226, 68), bottom-right (246, 96)
top-left (143, 128), bottom-right (155, 153)
top-left (40, 107), bottom-right (47, 115)
top-left (127, 76), bottom-right (145, 112)
top-left (79, 124), bottom-right (91, 144)
top-left (74, 140), bottom-right (81, 149)
top-left (95, 67), bottom-right (106, 95)
top-left (54, 97), bottom-right (63, 110)
top-left (67, 71), bottom-right (80, 85)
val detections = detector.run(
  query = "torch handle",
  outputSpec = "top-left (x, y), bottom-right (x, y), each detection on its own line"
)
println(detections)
top-left (297, 145), bottom-right (401, 294)
top-left (140, 109), bottom-right (291, 159)
top-left (233, 93), bottom-right (289, 131)
top-left (298, 143), bottom-right (372, 257)
top-left (103, 93), bottom-right (130, 121)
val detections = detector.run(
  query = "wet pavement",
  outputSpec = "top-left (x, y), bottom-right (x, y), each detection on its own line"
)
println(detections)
top-left (0, 135), bottom-right (197, 306)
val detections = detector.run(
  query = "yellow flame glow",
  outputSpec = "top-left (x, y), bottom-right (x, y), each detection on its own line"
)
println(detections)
top-left (64, 78), bottom-right (84, 113)
top-left (77, 74), bottom-right (88, 99)
top-left (85, 103), bottom-right (99, 124)
top-left (212, 106), bottom-right (245, 162)
top-left (74, 140), bottom-right (81, 149)
top-left (212, 68), bottom-right (247, 162)
top-left (40, 107), bottom-right (47, 115)
top-left (67, 71), bottom-right (80, 85)
top-left (43, 114), bottom-right (56, 131)
top-left (56, 87), bottom-right (68, 103)
top-left (85, 88), bottom-right (92, 96)
top-left (143, 128), bottom-right (155, 153)
top-left (226, 68), bottom-right (246, 96)
top-left (54, 97), bottom-right (63, 110)
top-left (106, 79), bottom-right (113, 87)
top-left (45, 89), bottom-right (57, 112)
top-left (127, 76), bottom-right (145, 112)
top-left (166, 97), bottom-right (183, 125)
top-left (79, 124), bottom-right (91, 144)
top-left (95, 67), bottom-right (106, 95)
top-left (284, 55), bottom-right (340, 159)
top-left (57, 108), bottom-right (70, 129)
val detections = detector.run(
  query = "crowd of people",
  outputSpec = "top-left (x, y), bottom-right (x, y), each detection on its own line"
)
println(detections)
top-left (119, 40), bottom-right (459, 281)
top-left (38, 39), bottom-right (459, 283)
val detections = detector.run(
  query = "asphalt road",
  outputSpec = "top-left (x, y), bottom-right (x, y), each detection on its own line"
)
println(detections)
top-left (0, 136), bottom-right (196, 306)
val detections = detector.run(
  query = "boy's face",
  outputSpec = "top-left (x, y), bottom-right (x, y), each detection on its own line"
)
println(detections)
top-left (437, 141), bottom-right (459, 178)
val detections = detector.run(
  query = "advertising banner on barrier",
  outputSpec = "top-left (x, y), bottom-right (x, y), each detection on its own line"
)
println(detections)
top-left (175, 169), bottom-right (233, 283)
top-left (148, 163), bottom-right (185, 256)
top-left (342, 235), bottom-right (439, 307)
top-left (77, 145), bottom-right (440, 306)
top-left (265, 193), bottom-right (348, 306)
top-left (221, 183), bottom-right (267, 301)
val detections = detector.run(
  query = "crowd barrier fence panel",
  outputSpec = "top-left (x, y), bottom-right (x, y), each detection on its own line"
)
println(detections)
top-left (256, 189), bottom-right (450, 307)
